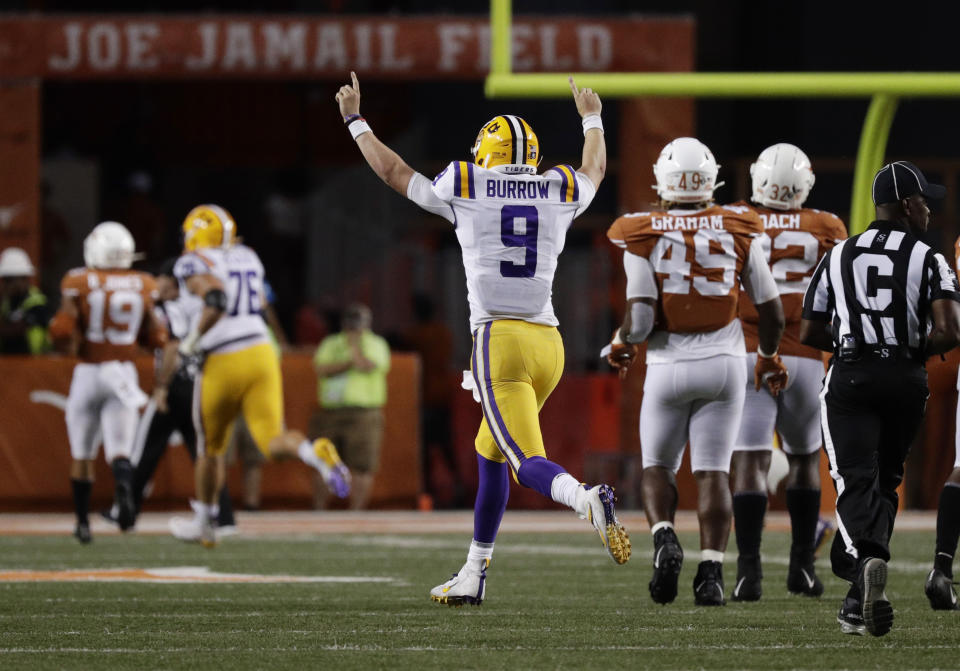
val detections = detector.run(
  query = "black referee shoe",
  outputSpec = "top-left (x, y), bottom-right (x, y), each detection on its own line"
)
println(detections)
top-left (925, 568), bottom-right (959, 610)
top-left (837, 597), bottom-right (865, 635)
top-left (859, 558), bottom-right (894, 636)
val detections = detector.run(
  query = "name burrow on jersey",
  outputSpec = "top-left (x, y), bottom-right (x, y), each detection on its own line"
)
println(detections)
top-left (485, 179), bottom-right (551, 200)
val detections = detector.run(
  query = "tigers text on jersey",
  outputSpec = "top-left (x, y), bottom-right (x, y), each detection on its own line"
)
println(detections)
top-left (608, 204), bottom-right (764, 334)
top-left (173, 244), bottom-right (268, 353)
top-left (735, 202), bottom-right (847, 359)
top-left (409, 161), bottom-right (596, 331)
top-left (803, 220), bottom-right (960, 353)
top-left (55, 268), bottom-right (164, 363)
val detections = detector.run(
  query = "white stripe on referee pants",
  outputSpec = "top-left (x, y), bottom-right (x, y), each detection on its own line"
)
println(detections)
top-left (819, 365), bottom-right (858, 561)
top-left (130, 398), bottom-right (157, 467)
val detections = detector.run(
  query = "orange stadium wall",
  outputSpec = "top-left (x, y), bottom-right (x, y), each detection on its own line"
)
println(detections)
top-left (0, 352), bottom-right (421, 511)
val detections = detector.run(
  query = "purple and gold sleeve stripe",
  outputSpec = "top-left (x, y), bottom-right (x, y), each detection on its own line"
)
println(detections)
top-left (453, 161), bottom-right (476, 199)
top-left (549, 165), bottom-right (579, 203)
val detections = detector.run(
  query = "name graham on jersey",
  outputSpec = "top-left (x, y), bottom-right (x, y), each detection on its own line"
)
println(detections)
top-left (759, 213), bottom-right (801, 230)
top-left (651, 214), bottom-right (724, 231)
top-left (486, 179), bottom-right (550, 200)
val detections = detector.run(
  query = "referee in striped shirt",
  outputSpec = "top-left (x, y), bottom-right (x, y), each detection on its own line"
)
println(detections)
top-left (799, 161), bottom-right (960, 637)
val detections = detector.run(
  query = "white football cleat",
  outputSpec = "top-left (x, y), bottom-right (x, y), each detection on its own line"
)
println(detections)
top-left (581, 484), bottom-right (631, 565)
top-left (169, 500), bottom-right (217, 548)
top-left (430, 559), bottom-right (489, 607)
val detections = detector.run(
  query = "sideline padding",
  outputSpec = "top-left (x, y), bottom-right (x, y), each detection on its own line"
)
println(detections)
top-left (0, 352), bottom-right (420, 510)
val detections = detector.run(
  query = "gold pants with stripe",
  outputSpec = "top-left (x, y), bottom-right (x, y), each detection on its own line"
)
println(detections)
top-left (471, 320), bottom-right (564, 474)
top-left (193, 342), bottom-right (283, 458)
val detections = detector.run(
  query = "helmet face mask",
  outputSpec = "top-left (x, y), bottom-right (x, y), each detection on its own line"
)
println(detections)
top-left (182, 204), bottom-right (236, 252)
top-left (471, 115), bottom-right (539, 173)
top-left (653, 137), bottom-right (721, 204)
top-left (750, 143), bottom-right (815, 211)
top-left (83, 221), bottom-right (136, 270)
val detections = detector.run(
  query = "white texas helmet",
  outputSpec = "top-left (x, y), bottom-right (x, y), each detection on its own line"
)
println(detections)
top-left (653, 137), bottom-right (723, 204)
top-left (750, 143), bottom-right (815, 211)
top-left (83, 221), bottom-right (137, 269)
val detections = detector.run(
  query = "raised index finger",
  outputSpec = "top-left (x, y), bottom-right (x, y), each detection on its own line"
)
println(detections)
top-left (568, 76), bottom-right (579, 97)
top-left (351, 70), bottom-right (360, 91)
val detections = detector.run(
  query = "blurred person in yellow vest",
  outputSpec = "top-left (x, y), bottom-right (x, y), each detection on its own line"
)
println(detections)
top-left (310, 303), bottom-right (391, 509)
top-left (0, 247), bottom-right (51, 355)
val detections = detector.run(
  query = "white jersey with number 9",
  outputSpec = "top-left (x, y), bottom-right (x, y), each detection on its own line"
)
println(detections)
top-left (406, 161), bottom-right (596, 331)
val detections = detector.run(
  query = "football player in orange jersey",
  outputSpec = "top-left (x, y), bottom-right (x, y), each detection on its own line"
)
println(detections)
top-left (49, 222), bottom-right (168, 543)
top-left (605, 138), bottom-right (787, 606)
top-left (923, 236), bottom-right (960, 610)
top-left (728, 144), bottom-right (847, 602)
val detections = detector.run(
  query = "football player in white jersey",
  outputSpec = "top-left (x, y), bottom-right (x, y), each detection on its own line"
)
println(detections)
top-left (337, 71), bottom-right (629, 606)
top-left (168, 204), bottom-right (350, 546)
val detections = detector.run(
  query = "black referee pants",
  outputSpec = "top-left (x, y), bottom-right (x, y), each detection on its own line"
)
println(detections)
top-left (820, 358), bottom-right (928, 584)
top-left (132, 375), bottom-right (235, 527)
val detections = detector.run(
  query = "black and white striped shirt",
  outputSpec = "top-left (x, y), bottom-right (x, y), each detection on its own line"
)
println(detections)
top-left (802, 220), bottom-right (960, 355)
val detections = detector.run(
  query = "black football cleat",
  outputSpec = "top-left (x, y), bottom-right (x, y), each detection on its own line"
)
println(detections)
top-left (731, 555), bottom-right (762, 602)
top-left (73, 522), bottom-right (92, 544)
top-left (787, 561), bottom-right (824, 597)
top-left (924, 568), bottom-right (959, 611)
top-left (648, 527), bottom-right (683, 604)
top-left (693, 560), bottom-right (726, 606)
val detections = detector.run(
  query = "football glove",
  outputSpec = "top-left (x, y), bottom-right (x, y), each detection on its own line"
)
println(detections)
top-left (605, 329), bottom-right (639, 380)
top-left (755, 352), bottom-right (789, 396)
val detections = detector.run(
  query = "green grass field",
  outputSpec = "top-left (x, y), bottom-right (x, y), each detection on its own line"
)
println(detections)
top-left (0, 522), bottom-right (955, 671)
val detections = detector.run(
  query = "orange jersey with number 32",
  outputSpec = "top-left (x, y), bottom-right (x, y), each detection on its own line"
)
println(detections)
top-left (607, 204), bottom-right (763, 333)
top-left (735, 202), bottom-right (846, 359)
top-left (52, 268), bottom-right (165, 362)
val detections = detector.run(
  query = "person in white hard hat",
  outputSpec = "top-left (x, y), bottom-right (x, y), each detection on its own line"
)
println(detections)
top-left (0, 247), bottom-right (50, 355)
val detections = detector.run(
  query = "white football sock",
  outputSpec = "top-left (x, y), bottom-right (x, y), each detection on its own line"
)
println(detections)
top-left (196, 502), bottom-right (218, 521)
top-left (701, 549), bottom-right (724, 563)
top-left (551, 473), bottom-right (585, 514)
top-left (651, 521), bottom-right (675, 536)
top-left (466, 540), bottom-right (494, 572)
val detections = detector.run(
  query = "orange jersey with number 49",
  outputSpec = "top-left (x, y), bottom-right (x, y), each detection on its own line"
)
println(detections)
top-left (51, 268), bottom-right (165, 362)
top-left (608, 204), bottom-right (763, 333)
top-left (735, 202), bottom-right (846, 359)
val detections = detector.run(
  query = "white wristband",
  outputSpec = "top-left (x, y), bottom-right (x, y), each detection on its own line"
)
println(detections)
top-left (349, 119), bottom-right (372, 140)
top-left (757, 345), bottom-right (778, 358)
top-left (582, 114), bottom-right (604, 135)
top-left (611, 329), bottom-right (624, 345)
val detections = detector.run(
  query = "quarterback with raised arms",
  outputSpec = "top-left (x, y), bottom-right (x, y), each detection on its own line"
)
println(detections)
top-left (605, 137), bottom-right (787, 606)
top-left (337, 71), bottom-right (629, 606)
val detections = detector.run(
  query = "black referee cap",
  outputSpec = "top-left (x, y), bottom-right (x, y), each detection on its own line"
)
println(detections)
top-left (872, 161), bottom-right (945, 205)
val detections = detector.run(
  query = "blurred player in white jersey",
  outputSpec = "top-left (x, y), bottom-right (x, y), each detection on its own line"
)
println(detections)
top-left (337, 71), bottom-right (629, 606)
top-left (605, 138), bottom-right (787, 606)
top-left (49, 222), bottom-right (167, 543)
top-left (169, 204), bottom-right (350, 546)
top-left (729, 144), bottom-right (847, 601)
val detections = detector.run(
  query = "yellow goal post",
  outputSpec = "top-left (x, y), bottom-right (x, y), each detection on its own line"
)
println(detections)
top-left (484, 0), bottom-right (960, 233)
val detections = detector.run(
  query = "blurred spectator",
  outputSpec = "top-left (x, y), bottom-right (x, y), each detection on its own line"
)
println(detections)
top-left (309, 303), bottom-right (390, 509)
top-left (0, 247), bottom-right (50, 355)
top-left (403, 293), bottom-right (465, 508)
top-left (39, 181), bottom-right (71, 299)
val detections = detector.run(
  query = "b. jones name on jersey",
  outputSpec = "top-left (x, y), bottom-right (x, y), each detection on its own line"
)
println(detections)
top-left (486, 179), bottom-right (551, 200)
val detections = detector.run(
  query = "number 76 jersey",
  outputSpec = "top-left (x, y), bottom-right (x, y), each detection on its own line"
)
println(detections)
top-left (430, 161), bottom-right (596, 331)
top-left (607, 204), bottom-right (763, 333)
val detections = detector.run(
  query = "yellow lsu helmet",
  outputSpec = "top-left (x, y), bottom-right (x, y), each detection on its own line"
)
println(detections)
top-left (182, 204), bottom-right (236, 252)
top-left (471, 115), bottom-right (540, 171)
